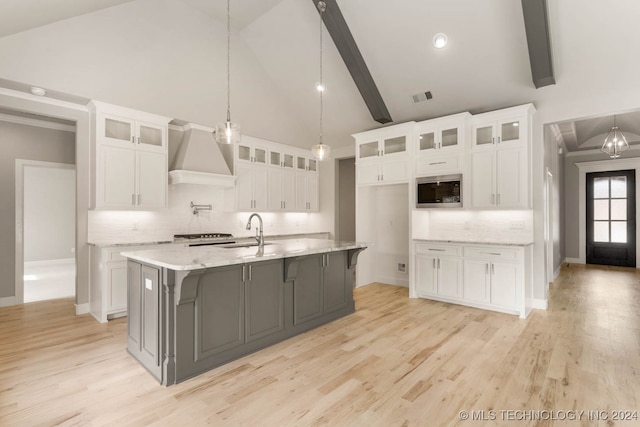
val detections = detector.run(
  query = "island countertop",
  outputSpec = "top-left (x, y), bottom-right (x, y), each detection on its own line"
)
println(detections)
top-left (121, 238), bottom-right (369, 271)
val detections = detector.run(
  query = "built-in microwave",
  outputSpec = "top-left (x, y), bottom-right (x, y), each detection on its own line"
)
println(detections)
top-left (416, 173), bottom-right (462, 208)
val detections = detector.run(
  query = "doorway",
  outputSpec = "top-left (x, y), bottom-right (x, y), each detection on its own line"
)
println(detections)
top-left (586, 169), bottom-right (636, 267)
top-left (17, 160), bottom-right (76, 303)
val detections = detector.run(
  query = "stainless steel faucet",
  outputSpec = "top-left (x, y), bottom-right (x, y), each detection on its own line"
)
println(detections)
top-left (246, 213), bottom-right (264, 248)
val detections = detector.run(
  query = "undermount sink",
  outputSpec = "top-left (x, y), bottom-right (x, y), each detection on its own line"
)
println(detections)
top-left (220, 242), bottom-right (273, 249)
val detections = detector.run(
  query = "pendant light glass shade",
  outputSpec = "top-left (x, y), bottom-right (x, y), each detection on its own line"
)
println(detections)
top-left (601, 116), bottom-right (629, 158)
top-left (312, 1), bottom-right (330, 161)
top-left (312, 141), bottom-right (331, 160)
top-left (215, 0), bottom-right (240, 145)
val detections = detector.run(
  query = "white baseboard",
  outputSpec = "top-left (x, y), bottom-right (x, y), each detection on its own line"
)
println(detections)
top-left (75, 303), bottom-right (89, 315)
top-left (564, 257), bottom-right (583, 264)
top-left (532, 298), bottom-right (547, 310)
top-left (25, 258), bottom-right (75, 267)
top-left (0, 296), bottom-right (16, 307)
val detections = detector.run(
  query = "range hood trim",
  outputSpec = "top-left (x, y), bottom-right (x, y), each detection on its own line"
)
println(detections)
top-left (168, 170), bottom-right (235, 187)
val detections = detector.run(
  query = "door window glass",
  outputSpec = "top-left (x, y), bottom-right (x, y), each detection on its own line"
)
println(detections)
top-left (593, 176), bottom-right (627, 243)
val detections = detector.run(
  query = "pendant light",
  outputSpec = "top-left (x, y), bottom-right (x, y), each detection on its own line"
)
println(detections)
top-left (215, 0), bottom-right (240, 144)
top-left (600, 115), bottom-right (629, 158)
top-left (311, 1), bottom-right (331, 161)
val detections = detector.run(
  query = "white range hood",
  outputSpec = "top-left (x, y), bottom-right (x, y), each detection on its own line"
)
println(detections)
top-left (169, 123), bottom-right (235, 187)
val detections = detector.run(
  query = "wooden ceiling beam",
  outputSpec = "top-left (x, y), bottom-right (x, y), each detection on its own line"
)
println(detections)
top-left (521, 0), bottom-right (556, 88)
top-left (312, 0), bottom-right (392, 124)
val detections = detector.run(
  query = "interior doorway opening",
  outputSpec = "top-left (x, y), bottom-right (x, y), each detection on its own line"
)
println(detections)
top-left (17, 160), bottom-right (76, 303)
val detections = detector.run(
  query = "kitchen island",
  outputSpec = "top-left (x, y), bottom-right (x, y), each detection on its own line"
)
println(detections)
top-left (121, 239), bottom-right (367, 385)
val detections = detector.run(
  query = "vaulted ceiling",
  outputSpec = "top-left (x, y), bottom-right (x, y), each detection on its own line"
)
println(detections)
top-left (0, 0), bottom-right (638, 151)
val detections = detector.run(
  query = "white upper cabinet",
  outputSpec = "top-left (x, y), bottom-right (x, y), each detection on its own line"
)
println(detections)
top-left (354, 122), bottom-right (414, 185)
top-left (416, 113), bottom-right (469, 153)
top-left (415, 113), bottom-right (470, 176)
top-left (470, 104), bottom-right (535, 208)
top-left (231, 136), bottom-right (318, 212)
top-left (471, 105), bottom-right (533, 150)
top-left (90, 101), bottom-right (170, 210)
top-left (295, 152), bottom-right (319, 212)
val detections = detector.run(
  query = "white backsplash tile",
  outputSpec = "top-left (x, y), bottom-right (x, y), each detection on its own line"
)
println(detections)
top-left (88, 184), bottom-right (326, 244)
top-left (412, 209), bottom-right (533, 243)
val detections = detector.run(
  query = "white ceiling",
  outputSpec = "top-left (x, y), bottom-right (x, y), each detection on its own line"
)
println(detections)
top-left (0, 0), bottom-right (638, 151)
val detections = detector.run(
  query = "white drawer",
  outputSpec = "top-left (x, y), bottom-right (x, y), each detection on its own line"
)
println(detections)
top-left (415, 242), bottom-right (462, 257)
top-left (463, 245), bottom-right (522, 261)
top-left (416, 155), bottom-right (461, 176)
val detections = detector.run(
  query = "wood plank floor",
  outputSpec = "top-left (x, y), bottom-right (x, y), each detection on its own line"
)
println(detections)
top-left (2, 264), bottom-right (640, 426)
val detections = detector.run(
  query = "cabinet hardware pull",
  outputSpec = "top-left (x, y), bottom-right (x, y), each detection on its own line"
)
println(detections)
top-left (492, 137), bottom-right (495, 144)
top-left (485, 263), bottom-right (488, 274)
top-left (437, 258), bottom-right (440, 269)
top-left (429, 248), bottom-right (445, 251)
top-left (381, 174), bottom-right (384, 181)
top-left (432, 259), bottom-right (435, 268)
top-left (381, 150), bottom-right (384, 156)
top-left (131, 194), bottom-right (135, 205)
top-left (137, 136), bottom-right (140, 144)
top-left (497, 136), bottom-right (501, 144)
top-left (326, 254), bottom-right (329, 267)
top-left (137, 194), bottom-right (140, 205)
top-left (248, 265), bottom-right (252, 281)
top-left (242, 265), bottom-right (246, 282)
top-left (481, 252), bottom-right (501, 256)
top-left (429, 161), bottom-right (446, 165)
top-left (131, 136), bottom-right (135, 143)
top-left (491, 264), bottom-right (494, 275)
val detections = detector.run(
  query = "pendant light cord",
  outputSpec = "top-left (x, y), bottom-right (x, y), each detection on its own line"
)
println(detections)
top-left (226, 0), bottom-right (231, 122)
top-left (318, 1), bottom-right (325, 146)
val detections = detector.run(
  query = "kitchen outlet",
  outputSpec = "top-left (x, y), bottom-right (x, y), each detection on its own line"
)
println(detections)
top-left (509, 221), bottom-right (525, 230)
top-left (397, 263), bottom-right (406, 273)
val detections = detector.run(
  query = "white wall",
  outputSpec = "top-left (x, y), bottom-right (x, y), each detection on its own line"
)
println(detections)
top-left (0, 0), bottom-right (315, 149)
top-left (24, 166), bottom-right (75, 262)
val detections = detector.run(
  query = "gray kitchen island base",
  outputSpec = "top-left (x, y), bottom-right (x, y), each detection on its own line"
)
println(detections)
top-left (126, 248), bottom-right (364, 385)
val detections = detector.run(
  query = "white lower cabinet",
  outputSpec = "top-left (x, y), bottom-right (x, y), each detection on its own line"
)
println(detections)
top-left (414, 241), bottom-right (531, 318)
top-left (415, 243), bottom-right (462, 299)
top-left (90, 243), bottom-right (180, 323)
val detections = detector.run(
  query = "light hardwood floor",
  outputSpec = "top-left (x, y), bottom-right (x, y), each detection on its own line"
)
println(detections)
top-left (1, 264), bottom-right (639, 426)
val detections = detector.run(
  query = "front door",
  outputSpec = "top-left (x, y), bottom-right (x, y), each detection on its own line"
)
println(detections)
top-left (586, 170), bottom-right (636, 267)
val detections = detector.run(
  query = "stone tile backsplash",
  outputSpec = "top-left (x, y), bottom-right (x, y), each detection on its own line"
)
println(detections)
top-left (412, 209), bottom-right (533, 243)
top-left (88, 184), bottom-right (325, 244)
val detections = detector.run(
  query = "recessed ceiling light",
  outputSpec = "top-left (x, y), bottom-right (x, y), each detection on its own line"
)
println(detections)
top-left (30, 86), bottom-right (46, 96)
top-left (433, 33), bottom-right (448, 49)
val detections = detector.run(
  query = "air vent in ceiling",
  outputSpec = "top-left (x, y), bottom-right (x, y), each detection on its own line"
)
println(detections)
top-left (411, 91), bottom-right (433, 104)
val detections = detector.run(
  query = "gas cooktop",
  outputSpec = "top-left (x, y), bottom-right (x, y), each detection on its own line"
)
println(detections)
top-left (173, 233), bottom-right (233, 241)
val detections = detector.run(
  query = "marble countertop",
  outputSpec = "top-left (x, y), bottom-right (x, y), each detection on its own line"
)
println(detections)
top-left (121, 238), bottom-right (368, 271)
top-left (414, 238), bottom-right (533, 246)
top-left (88, 232), bottom-right (331, 247)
